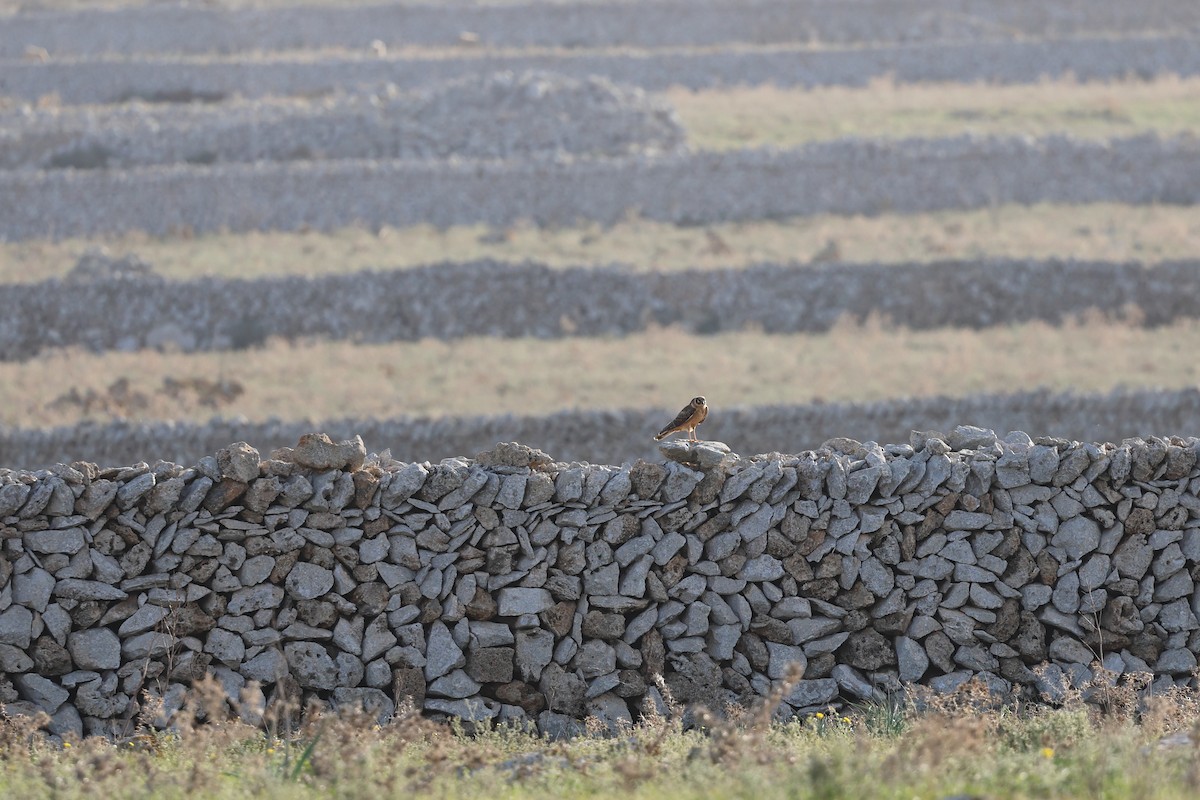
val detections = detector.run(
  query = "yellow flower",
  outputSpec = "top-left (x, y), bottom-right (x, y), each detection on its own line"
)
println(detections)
top-left (1041, 747), bottom-right (1055, 759)
top-left (815, 712), bottom-right (825, 719)
top-left (266, 748), bottom-right (276, 755)
top-left (63, 742), bottom-right (71, 749)
top-left (841, 717), bottom-right (852, 725)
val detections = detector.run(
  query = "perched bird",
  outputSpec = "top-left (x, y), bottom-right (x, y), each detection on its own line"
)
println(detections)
top-left (654, 396), bottom-right (708, 442)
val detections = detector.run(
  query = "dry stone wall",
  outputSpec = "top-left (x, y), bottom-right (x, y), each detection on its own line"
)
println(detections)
top-left (4, 256), bottom-right (1199, 362)
top-left (4, 430), bottom-right (1200, 740)
top-left (4, 36), bottom-right (1196, 104)
top-left (3, 134), bottom-right (1198, 240)
top-left (0, 72), bottom-right (685, 171)
top-left (5, 0), bottom-right (1195, 58)
top-left (5, 386), bottom-right (1200, 475)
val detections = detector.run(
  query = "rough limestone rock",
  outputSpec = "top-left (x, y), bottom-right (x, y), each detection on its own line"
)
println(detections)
top-left (274, 433), bottom-right (367, 472)
top-left (657, 440), bottom-right (734, 470)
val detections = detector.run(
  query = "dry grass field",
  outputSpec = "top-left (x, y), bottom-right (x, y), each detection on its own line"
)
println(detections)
top-left (1, 71), bottom-right (1199, 434)
top-left (2, 316), bottom-right (1195, 428)
top-left (1, 202), bottom-right (1197, 284)
top-left (3, 75), bottom-right (1197, 285)
top-left (670, 77), bottom-right (1200, 150)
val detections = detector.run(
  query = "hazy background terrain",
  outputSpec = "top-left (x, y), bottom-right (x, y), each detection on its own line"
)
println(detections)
top-left (2, 0), bottom-right (1199, 469)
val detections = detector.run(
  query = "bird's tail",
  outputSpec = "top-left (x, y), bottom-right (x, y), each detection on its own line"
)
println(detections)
top-left (653, 432), bottom-right (666, 441)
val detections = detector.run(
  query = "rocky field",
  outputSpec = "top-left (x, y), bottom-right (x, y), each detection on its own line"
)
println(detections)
top-left (1, 0), bottom-right (1199, 470)
top-left (2, 0), bottom-right (1200, 752)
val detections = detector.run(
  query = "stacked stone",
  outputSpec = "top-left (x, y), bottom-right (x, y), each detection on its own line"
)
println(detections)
top-left (4, 134), bottom-right (1199, 241)
top-left (3, 430), bottom-right (1200, 740)
top-left (0, 71), bottom-right (686, 171)
top-left (7, 256), bottom-right (1200, 361)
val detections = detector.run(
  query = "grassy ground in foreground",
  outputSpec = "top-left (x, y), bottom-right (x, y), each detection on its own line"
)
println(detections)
top-left (3, 675), bottom-right (1200, 800)
top-left (2, 203), bottom-right (1197, 284)
top-left (669, 76), bottom-right (1200, 151)
top-left (3, 316), bottom-right (1195, 428)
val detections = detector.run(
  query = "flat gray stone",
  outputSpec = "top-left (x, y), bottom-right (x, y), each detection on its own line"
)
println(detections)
top-left (1078, 554), bottom-right (1110, 591)
top-left (1112, 535), bottom-right (1152, 580)
top-left (469, 620), bottom-right (515, 648)
top-left (1047, 636), bottom-right (1093, 665)
top-left (121, 631), bottom-right (175, 659)
top-left (0, 482), bottom-right (31, 516)
top-left (428, 669), bottom-right (482, 699)
top-left (1158, 648), bottom-right (1198, 674)
top-left (12, 568), bottom-right (55, 613)
top-left (1159, 598), bottom-right (1199, 632)
top-left (497, 587), bottom-right (553, 616)
top-left (613, 554), bottom-right (650, 598)
top-left (789, 616), bottom-right (843, 644)
top-left (54, 578), bottom-right (127, 601)
top-left (0, 605), bottom-right (34, 649)
top-left (513, 633), bottom-right (554, 681)
top-left (1052, 516), bottom-right (1101, 562)
top-left (948, 426), bottom-right (997, 450)
top-left (205, 628), bottom-right (246, 667)
top-left (784, 678), bottom-right (839, 709)
top-left (117, 603), bottom-right (169, 637)
top-left (766, 642), bottom-right (807, 680)
top-left (425, 621), bottom-right (466, 681)
top-left (735, 504), bottom-right (775, 544)
top-left (67, 627), bottom-right (120, 670)
top-left (573, 640), bottom-right (617, 678)
top-left (241, 648), bottom-right (289, 683)
top-left (285, 563), bottom-right (335, 601)
top-left (382, 462), bottom-right (427, 504)
top-left (0, 643), bottom-right (34, 672)
top-left (944, 510), bottom-right (992, 531)
top-left (895, 635), bottom-right (929, 682)
top-left (24, 528), bottom-right (86, 554)
top-left (831, 664), bottom-right (879, 701)
top-left (227, 584), bottom-right (284, 614)
top-left (15, 673), bottom-right (69, 714)
top-left (739, 554), bottom-right (784, 582)
top-left (285, 642), bottom-right (339, 689)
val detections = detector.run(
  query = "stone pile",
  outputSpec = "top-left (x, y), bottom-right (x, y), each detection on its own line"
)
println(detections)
top-left (3, 133), bottom-right (1198, 240)
top-left (0, 72), bottom-right (686, 171)
top-left (3, 429), bottom-right (1200, 740)
top-left (6, 256), bottom-right (1200, 361)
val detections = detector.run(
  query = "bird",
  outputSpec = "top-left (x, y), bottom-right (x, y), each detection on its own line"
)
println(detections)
top-left (654, 396), bottom-right (708, 442)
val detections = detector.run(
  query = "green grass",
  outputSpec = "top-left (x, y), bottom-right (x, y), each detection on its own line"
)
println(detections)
top-left (2, 203), bottom-right (1198, 285)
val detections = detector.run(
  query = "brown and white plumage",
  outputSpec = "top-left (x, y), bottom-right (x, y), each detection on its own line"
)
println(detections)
top-left (654, 396), bottom-right (708, 441)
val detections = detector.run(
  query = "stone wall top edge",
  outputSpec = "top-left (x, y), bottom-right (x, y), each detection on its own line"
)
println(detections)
top-left (3, 430), bottom-right (1199, 493)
